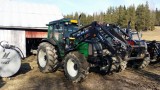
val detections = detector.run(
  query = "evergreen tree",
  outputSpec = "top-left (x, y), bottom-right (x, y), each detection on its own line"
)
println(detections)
top-left (150, 11), bottom-right (156, 30)
top-left (80, 13), bottom-right (87, 25)
top-left (136, 4), bottom-right (146, 31)
top-left (117, 5), bottom-right (127, 27)
top-left (155, 8), bottom-right (160, 26)
top-left (65, 3), bottom-right (157, 31)
top-left (144, 1), bottom-right (150, 30)
top-left (86, 15), bottom-right (94, 24)
top-left (127, 5), bottom-right (136, 29)
top-left (74, 12), bottom-right (79, 20)
top-left (105, 7), bottom-right (113, 23)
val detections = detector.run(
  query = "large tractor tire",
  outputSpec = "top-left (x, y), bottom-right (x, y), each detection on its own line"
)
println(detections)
top-left (99, 56), bottom-right (113, 75)
top-left (103, 49), bottom-right (127, 73)
top-left (37, 42), bottom-right (59, 73)
top-left (138, 56), bottom-right (150, 69)
top-left (63, 51), bottom-right (89, 83)
top-left (110, 56), bottom-right (127, 72)
top-left (119, 60), bottom-right (128, 72)
top-left (131, 53), bottom-right (150, 69)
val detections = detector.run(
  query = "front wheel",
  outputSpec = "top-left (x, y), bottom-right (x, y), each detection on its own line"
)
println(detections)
top-left (63, 51), bottom-right (89, 83)
top-left (110, 56), bottom-right (127, 72)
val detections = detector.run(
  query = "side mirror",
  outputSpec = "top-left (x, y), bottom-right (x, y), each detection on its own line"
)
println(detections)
top-left (139, 32), bottom-right (142, 38)
top-left (78, 14), bottom-right (82, 20)
top-left (78, 14), bottom-right (82, 28)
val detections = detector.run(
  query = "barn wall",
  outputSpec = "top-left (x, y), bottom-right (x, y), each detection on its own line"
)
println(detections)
top-left (25, 31), bottom-right (47, 38)
top-left (0, 29), bottom-right (26, 57)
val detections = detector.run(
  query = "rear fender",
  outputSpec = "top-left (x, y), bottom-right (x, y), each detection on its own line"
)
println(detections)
top-left (41, 38), bottom-right (57, 46)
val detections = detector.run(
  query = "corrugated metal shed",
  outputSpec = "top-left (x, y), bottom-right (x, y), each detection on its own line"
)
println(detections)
top-left (0, 0), bottom-right (64, 57)
top-left (0, 30), bottom-right (26, 57)
top-left (0, 0), bottom-right (63, 28)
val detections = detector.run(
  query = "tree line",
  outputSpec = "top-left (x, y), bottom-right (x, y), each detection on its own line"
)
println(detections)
top-left (65, 2), bottom-right (160, 31)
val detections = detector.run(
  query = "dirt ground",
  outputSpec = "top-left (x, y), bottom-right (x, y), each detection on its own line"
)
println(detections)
top-left (0, 28), bottom-right (160, 90)
top-left (0, 56), bottom-right (160, 90)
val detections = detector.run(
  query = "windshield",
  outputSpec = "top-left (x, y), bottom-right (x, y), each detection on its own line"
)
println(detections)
top-left (66, 24), bottom-right (78, 32)
top-left (131, 32), bottom-right (141, 40)
top-left (64, 24), bottom-right (78, 37)
top-left (53, 24), bottom-right (63, 32)
top-left (51, 23), bottom-right (78, 32)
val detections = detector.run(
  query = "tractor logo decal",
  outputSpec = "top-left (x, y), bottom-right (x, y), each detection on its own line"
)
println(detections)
top-left (2, 52), bottom-right (10, 59)
top-left (1, 52), bottom-right (10, 64)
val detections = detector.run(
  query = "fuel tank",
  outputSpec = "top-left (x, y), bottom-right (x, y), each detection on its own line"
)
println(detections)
top-left (0, 43), bottom-right (21, 77)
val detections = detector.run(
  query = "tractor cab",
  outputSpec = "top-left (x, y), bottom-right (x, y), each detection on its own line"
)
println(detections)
top-left (130, 31), bottom-right (142, 41)
top-left (46, 18), bottom-right (78, 56)
top-left (128, 31), bottom-right (146, 46)
top-left (47, 18), bottom-right (78, 42)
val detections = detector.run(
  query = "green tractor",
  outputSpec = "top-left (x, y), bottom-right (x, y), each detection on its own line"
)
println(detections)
top-left (37, 18), bottom-right (79, 73)
top-left (37, 19), bottom-right (129, 83)
top-left (37, 18), bottom-right (92, 83)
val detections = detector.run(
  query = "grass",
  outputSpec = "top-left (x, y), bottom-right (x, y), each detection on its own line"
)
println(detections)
top-left (142, 26), bottom-right (160, 41)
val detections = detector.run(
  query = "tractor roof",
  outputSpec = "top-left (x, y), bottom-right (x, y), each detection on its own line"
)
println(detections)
top-left (48, 18), bottom-right (78, 26)
top-left (48, 18), bottom-right (71, 25)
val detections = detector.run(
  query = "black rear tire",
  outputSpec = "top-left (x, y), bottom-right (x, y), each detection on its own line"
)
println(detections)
top-left (138, 56), bottom-right (150, 69)
top-left (110, 56), bottom-right (127, 72)
top-left (100, 56), bottom-right (113, 75)
top-left (131, 53), bottom-right (150, 69)
top-left (63, 51), bottom-right (89, 83)
top-left (37, 42), bottom-right (59, 73)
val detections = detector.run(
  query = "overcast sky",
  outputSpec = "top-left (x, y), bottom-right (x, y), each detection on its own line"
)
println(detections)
top-left (13, 0), bottom-right (160, 15)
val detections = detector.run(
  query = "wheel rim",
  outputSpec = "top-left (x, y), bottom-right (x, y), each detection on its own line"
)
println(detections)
top-left (67, 59), bottom-right (78, 77)
top-left (38, 49), bottom-right (47, 68)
